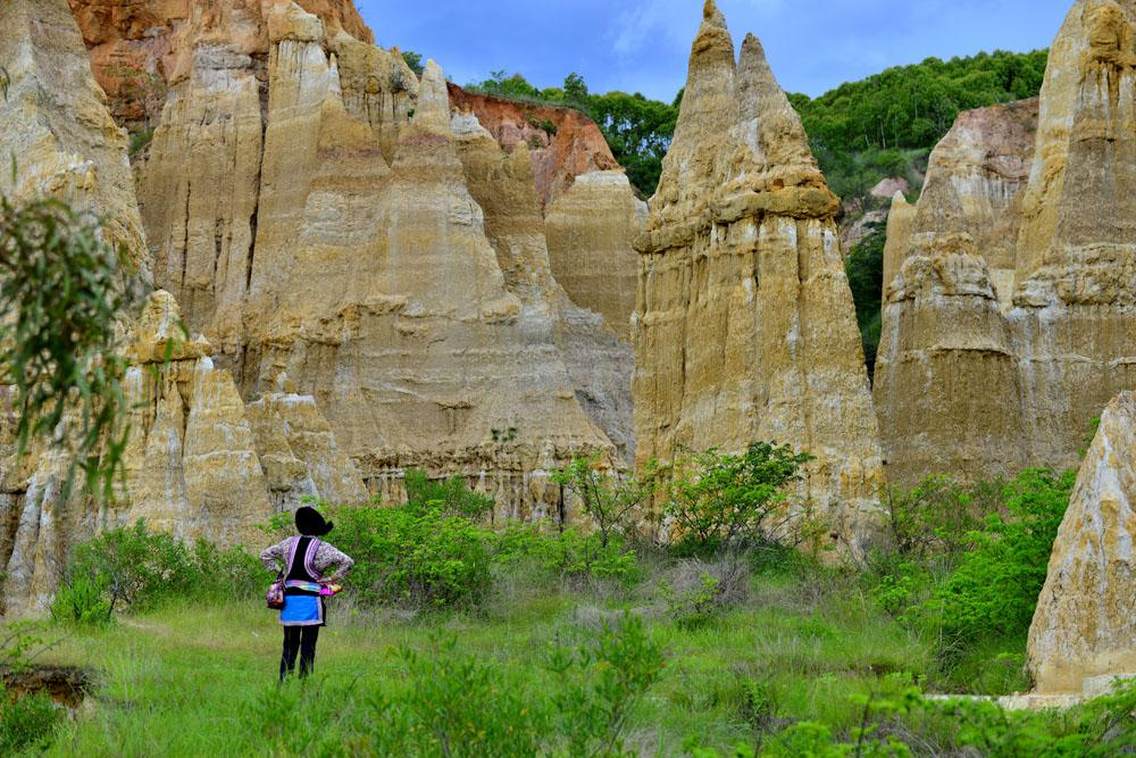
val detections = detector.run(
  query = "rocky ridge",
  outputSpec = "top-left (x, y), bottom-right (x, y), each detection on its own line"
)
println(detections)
top-left (633, 2), bottom-right (886, 556)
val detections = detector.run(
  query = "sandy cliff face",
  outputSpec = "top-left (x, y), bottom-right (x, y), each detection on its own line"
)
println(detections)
top-left (125, 1), bottom-right (636, 511)
top-left (1010, 0), bottom-right (1136, 472)
top-left (633, 2), bottom-right (885, 556)
top-left (877, 0), bottom-right (1136, 487)
top-left (0, 1), bottom-right (366, 613)
top-left (68, 0), bottom-right (373, 127)
top-left (545, 172), bottom-right (647, 342)
top-left (873, 100), bottom-right (1038, 486)
top-left (1028, 391), bottom-right (1136, 695)
top-left (133, 3), bottom-right (617, 520)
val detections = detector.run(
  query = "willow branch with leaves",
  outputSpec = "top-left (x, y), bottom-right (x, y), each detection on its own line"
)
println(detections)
top-left (0, 194), bottom-right (130, 501)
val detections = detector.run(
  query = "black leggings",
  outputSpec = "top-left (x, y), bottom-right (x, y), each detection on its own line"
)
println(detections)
top-left (280, 625), bottom-right (320, 680)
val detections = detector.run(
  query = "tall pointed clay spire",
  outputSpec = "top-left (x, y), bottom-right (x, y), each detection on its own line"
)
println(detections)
top-left (652, 0), bottom-right (737, 208)
top-left (735, 32), bottom-right (816, 171)
top-left (413, 59), bottom-right (452, 135)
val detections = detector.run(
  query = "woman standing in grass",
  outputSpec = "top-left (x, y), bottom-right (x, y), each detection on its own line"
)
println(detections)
top-left (260, 506), bottom-right (355, 680)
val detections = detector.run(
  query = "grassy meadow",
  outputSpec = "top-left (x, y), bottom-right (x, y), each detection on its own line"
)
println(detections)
top-left (3, 462), bottom-right (1133, 756)
top-left (41, 561), bottom-right (940, 755)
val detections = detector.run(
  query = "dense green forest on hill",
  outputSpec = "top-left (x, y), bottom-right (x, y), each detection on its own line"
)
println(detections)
top-left (790, 49), bottom-right (1048, 205)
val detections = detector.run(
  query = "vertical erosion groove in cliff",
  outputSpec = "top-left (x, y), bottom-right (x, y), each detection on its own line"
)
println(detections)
top-left (876, 0), bottom-right (1136, 487)
top-left (632, 2), bottom-right (886, 557)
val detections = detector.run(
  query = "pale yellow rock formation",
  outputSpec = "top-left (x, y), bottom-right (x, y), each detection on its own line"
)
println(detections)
top-left (1027, 392), bottom-right (1136, 695)
top-left (873, 234), bottom-right (1028, 485)
top-left (246, 389), bottom-right (368, 510)
top-left (873, 100), bottom-right (1038, 486)
top-left (1010, 0), bottom-right (1136, 472)
top-left (0, 0), bottom-right (149, 289)
top-left (137, 45), bottom-right (263, 353)
top-left (913, 99), bottom-right (1039, 305)
top-left (877, 1), bottom-right (1136, 486)
top-left (227, 10), bottom-right (615, 518)
top-left (881, 192), bottom-right (915, 292)
top-left (452, 115), bottom-right (636, 463)
top-left (118, 292), bottom-right (272, 545)
top-left (0, 0), bottom-right (369, 613)
top-left (545, 171), bottom-right (647, 341)
top-left (129, 2), bottom-right (624, 516)
top-left (633, 4), bottom-right (885, 555)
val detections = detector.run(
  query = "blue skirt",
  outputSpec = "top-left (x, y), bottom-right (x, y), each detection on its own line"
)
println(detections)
top-left (280, 594), bottom-right (324, 626)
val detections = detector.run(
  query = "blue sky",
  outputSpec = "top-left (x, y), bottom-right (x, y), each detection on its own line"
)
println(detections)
top-left (355, 0), bottom-right (1071, 101)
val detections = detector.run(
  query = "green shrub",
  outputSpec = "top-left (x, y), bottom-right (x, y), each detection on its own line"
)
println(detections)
top-left (329, 503), bottom-right (493, 608)
top-left (662, 557), bottom-right (751, 629)
top-left (404, 468), bottom-right (495, 521)
top-left (664, 442), bottom-right (814, 555)
top-left (55, 522), bottom-right (265, 621)
top-left (493, 521), bottom-right (641, 585)
top-left (394, 636), bottom-right (548, 756)
top-left (128, 127), bottom-right (155, 157)
top-left (0, 688), bottom-right (62, 754)
top-left (547, 613), bottom-right (665, 756)
top-left (553, 455), bottom-right (657, 549)
top-left (49, 573), bottom-right (112, 627)
top-left (920, 469), bottom-right (1075, 647)
top-left (63, 521), bottom-right (204, 613)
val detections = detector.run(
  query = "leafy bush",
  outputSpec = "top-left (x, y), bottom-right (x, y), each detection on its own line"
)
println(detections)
top-left (50, 573), bottom-right (112, 627)
top-left (884, 475), bottom-right (997, 562)
top-left (547, 613), bottom-right (665, 756)
top-left (920, 469), bottom-right (1074, 647)
top-left (403, 468), bottom-right (494, 521)
top-left (329, 503), bottom-right (493, 608)
top-left (55, 522), bottom-right (263, 621)
top-left (393, 636), bottom-right (547, 756)
top-left (661, 558), bottom-right (751, 629)
top-left (63, 522), bottom-right (204, 613)
top-left (553, 456), bottom-right (656, 548)
top-left (664, 442), bottom-right (814, 555)
top-left (0, 688), bottom-right (62, 754)
top-left (494, 521), bottom-right (641, 585)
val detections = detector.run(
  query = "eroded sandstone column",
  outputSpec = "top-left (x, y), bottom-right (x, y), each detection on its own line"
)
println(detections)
top-left (1028, 391), bottom-right (1136, 695)
top-left (633, 3), bottom-right (886, 555)
top-left (1010, 0), bottom-right (1136, 471)
top-left (873, 100), bottom-right (1038, 486)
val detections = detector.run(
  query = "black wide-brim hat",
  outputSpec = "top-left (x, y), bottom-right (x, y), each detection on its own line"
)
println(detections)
top-left (295, 506), bottom-right (334, 537)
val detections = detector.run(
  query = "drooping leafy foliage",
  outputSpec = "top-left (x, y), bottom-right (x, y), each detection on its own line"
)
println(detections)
top-left (0, 194), bottom-right (130, 501)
